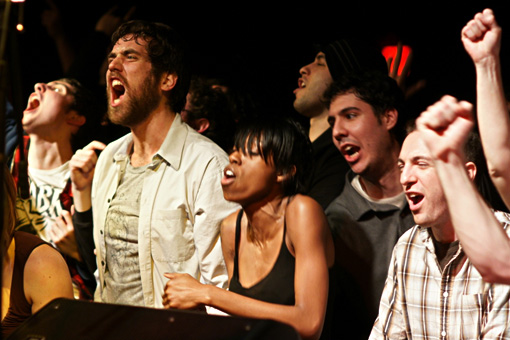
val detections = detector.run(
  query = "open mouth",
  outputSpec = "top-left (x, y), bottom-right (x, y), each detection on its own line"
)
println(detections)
top-left (221, 167), bottom-right (236, 186)
top-left (341, 144), bottom-right (360, 162)
top-left (110, 79), bottom-right (126, 105)
top-left (294, 78), bottom-right (306, 94)
top-left (25, 94), bottom-right (40, 112)
top-left (225, 169), bottom-right (235, 178)
top-left (406, 192), bottom-right (424, 209)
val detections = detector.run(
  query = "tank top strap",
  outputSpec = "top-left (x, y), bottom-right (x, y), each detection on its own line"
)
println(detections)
top-left (233, 209), bottom-right (244, 277)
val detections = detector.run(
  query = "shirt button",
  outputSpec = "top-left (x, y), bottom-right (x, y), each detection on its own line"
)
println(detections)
top-left (441, 331), bottom-right (446, 337)
top-left (443, 292), bottom-right (448, 298)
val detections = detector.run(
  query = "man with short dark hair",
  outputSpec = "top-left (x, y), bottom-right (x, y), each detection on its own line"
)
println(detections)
top-left (369, 96), bottom-right (510, 339)
top-left (293, 39), bottom-right (388, 210)
top-left (324, 71), bottom-right (414, 339)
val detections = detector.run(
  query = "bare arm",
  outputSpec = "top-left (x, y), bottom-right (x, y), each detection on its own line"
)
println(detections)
top-left (163, 195), bottom-right (333, 340)
top-left (416, 95), bottom-right (510, 283)
top-left (462, 8), bottom-right (510, 209)
top-left (24, 244), bottom-right (74, 313)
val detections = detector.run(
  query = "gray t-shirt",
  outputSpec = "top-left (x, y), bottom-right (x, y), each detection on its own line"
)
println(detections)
top-left (102, 161), bottom-right (147, 306)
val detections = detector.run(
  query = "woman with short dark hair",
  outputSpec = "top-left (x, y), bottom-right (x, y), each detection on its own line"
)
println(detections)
top-left (163, 117), bottom-right (335, 340)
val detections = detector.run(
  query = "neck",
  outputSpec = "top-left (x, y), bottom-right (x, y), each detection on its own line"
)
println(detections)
top-left (359, 144), bottom-right (402, 199)
top-left (130, 109), bottom-right (176, 167)
top-left (243, 194), bottom-right (288, 244)
top-left (308, 111), bottom-right (329, 142)
top-left (27, 135), bottom-right (73, 170)
top-left (430, 220), bottom-right (457, 244)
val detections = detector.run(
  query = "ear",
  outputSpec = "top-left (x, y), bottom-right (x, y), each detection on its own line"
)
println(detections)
top-left (161, 73), bottom-right (178, 92)
top-left (194, 118), bottom-right (210, 134)
top-left (382, 108), bottom-right (398, 130)
top-left (465, 161), bottom-right (477, 181)
top-left (276, 166), bottom-right (297, 184)
top-left (66, 111), bottom-right (86, 127)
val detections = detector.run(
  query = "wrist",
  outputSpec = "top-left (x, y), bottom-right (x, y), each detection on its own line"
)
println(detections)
top-left (202, 284), bottom-right (213, 306)
top-left (474, 55), bottom-right (501, 71)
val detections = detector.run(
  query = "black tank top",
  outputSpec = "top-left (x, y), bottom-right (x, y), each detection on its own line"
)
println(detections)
top-left (228, 209), bottom-right (295, 305)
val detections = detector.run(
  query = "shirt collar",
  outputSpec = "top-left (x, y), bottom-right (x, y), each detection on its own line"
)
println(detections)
top-left (112, 114), bottom-right (188, 171)
top-left (343, 171), bottom-right (406, 220)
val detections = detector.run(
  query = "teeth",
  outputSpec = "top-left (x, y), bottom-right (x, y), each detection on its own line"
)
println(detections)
top-left (225, 169), bottom-right (234, 177)
top-left (112, 79), bottom-right (123, 87)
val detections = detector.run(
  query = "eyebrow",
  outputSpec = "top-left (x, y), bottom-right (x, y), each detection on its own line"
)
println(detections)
top-left (399, 155), bottom-right (432, 164)
top-left (48, 81), bottom-right (73, 93)
top-left (316, 54), bottom-right (326, 62)
top-left (108, 48), bottom-right (143, 59)
top-left (331, 106), bottom-right (361, 116)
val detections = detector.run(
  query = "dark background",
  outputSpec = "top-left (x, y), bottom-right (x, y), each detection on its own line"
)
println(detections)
top-left (3, 1), bottom-right (510, 122)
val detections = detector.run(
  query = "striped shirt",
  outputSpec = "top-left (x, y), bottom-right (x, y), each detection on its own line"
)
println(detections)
top-left (370, 211), bottom-right (510, 340)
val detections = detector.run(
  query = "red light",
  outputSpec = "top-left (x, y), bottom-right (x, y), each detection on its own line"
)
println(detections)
top-left (382, 45), bottom-right (412, 76)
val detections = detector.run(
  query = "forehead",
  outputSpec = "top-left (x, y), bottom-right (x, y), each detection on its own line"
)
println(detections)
top-left (329, 92), bottom-right (373, 115)
top-left (112, 35), bottom-right (149, 54)
top-left (400, 131), bottom-right (429, 160)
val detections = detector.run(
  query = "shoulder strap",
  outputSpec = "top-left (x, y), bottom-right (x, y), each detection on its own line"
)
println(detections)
top-left (233, 209), bottom-right (244, 276)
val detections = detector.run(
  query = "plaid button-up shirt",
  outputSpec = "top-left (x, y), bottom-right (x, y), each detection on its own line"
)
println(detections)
top-left (370, 211), bottom-right (510, 340)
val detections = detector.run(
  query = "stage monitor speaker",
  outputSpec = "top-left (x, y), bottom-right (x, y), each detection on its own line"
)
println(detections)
top-left (6, 298), bottom-right (300, 340)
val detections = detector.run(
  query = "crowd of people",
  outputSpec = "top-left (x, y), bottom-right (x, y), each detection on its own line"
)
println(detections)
top-left (2, 5), bottom-right (510, 340)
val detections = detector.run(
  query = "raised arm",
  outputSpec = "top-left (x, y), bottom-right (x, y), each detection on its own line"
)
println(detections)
top-left (163, 195), bottom-right (333, 340)
top-left (70, 140), bottom-right (106, 212)
top-left (462, 8), bottom-right (510, 209)
top-left (416, 95), bottom-right (510, 283)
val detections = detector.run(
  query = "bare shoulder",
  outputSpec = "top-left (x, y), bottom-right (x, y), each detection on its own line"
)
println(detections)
top-left (24, 244), bottom-right (70, 280)
top-left (286, 194), bottom-right (325, 220)
top-left (286, 195), bottom-right (334, 266)
top-left (24, 243), bottom-right (74, 309)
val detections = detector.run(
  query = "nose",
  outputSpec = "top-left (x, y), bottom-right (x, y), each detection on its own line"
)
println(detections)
top-left (399, 163), bottom-right (416, 189)
top-left (229, 150), bottom-right (241, 165)
top-left (331, 119), bottom-right (347, 140)
top-left (34, 83), bottom-right (46, 93)
top-left (108, 55), bottom-right (122, 73)
top-left (299, 63), bottom-right (311, 76)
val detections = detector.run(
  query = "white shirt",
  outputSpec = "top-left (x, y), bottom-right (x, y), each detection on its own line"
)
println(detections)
top-left (92, 114), bottom-right (238, 308)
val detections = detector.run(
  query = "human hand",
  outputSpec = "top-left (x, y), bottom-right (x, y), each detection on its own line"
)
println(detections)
top-left (461, 8), bottom-right (501, 64)
top-left (70, 141), bottom-right (106, 192)
top-left (50, 209), bottom-right (81, 261)
top-left (95, 5), bottom-right (136, 36)
top-left (162, 273), bottom-right (207, 310)
top-left (416, 95), bottom-right (474, 162)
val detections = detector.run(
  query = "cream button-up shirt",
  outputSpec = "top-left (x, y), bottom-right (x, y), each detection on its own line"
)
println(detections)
top-left (92, 114), bottom-right (238, 308)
